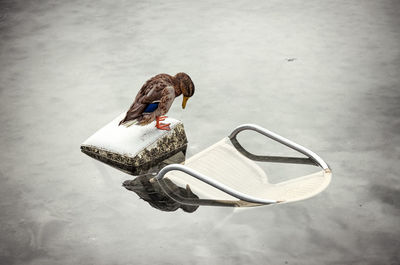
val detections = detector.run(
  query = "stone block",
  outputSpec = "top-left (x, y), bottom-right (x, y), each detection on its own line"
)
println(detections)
top-left (81, 113), bottom-right (187, 175)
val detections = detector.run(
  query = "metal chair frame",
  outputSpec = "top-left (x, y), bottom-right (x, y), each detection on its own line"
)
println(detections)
top-left (151, 124), bottom-right (331, 205)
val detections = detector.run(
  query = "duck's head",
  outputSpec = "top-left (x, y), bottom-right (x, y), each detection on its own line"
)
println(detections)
top-left (174, 72), bottom-right (195, 109)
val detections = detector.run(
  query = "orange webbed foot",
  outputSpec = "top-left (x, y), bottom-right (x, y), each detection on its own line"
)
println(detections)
top-left (156, 123), bottom-right (171, 130)
top-left (155, 116), bottom-right (170, 131)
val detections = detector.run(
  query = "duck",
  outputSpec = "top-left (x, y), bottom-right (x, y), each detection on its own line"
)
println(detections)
top-left (119, 72), bottom-right (195, 130)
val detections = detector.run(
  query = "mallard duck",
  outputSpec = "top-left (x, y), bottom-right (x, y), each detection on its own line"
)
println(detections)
top-left (119, 73), bottom-right (195, 130)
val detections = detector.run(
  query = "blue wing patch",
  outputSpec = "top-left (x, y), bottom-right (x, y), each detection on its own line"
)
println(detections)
top-left (143, 102), bottom-right (159, 113)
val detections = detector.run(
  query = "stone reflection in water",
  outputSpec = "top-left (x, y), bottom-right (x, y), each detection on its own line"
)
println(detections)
top-left (122, 150), bottom-right (200, 213)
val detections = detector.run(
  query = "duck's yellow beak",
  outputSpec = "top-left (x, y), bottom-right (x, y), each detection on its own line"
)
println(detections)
top-left (182, 96), bottom-right (189, 109)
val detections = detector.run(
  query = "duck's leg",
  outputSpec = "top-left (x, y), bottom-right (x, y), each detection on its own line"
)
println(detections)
top-left (155, 116), bottom-right (170, 131)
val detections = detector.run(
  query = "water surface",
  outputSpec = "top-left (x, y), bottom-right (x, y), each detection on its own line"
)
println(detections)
top-left (0, 0), bottom-right (399, 264)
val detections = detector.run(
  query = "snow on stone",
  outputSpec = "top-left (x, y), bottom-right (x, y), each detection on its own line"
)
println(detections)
top-left (82, 113), bottom-right (182, 157)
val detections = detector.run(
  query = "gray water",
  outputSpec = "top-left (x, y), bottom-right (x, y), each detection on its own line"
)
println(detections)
top-left (1, 0), bottom-right (399, 264)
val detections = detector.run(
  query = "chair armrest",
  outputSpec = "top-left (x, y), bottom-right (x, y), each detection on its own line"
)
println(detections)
top-left (151, 164), bottom-right (279, 205)
top-left (229, 124), bottom-right (331, 171)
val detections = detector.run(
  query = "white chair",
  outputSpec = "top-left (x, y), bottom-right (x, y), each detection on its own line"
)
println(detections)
top-left (151, 124), bottom-right (332, 207)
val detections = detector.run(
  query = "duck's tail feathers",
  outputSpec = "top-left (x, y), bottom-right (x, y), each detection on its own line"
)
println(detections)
top-left (119, 119), bottom-right (139, 127)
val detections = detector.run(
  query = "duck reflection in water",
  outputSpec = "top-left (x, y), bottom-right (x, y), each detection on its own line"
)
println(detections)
top-left (122, 150), bottom-right (200, 213)
top-left (123, 176), bottom-right (199, 213)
